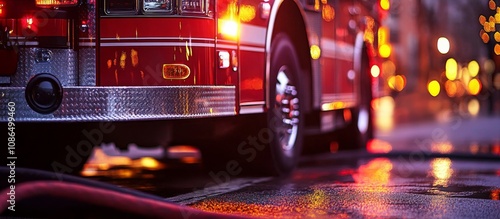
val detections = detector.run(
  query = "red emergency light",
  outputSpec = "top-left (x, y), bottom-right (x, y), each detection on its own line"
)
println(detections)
top-left (0, 2), bottom-right (4, 16)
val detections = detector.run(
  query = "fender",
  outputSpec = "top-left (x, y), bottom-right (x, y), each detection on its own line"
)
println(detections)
top-left (264, 0), bottom-right (310, 110)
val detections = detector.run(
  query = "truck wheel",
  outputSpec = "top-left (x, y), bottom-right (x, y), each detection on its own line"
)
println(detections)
top-left (339, 47), bottom-right (374, 150)
top-left (200, 34), bottom-right (304, 176)
top-left (262, 33), bottom-right (304, 175)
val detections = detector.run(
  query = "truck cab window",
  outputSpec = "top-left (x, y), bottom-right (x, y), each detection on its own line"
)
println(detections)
top-left (143, 0), bottom-right (172, 12)
top-left (106, 0), bottom-right (137, 14)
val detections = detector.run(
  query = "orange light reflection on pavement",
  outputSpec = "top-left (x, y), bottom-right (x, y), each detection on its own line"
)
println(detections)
top-left (353, 158), bottom-right (393, 189)
top-left (492, 189), bottom-right (500, 200)
top-left (367, 139), bottom-right (393, 153)
top-left (430, 158), bottom-right (453, 187)
top-left (81, 147), bottom-right (165, 178)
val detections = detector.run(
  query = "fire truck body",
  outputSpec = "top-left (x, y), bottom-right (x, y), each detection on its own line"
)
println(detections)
top-left (0, 0), bottom-right (381, 175)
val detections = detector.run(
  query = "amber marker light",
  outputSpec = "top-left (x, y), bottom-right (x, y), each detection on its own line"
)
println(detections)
top-left (162, 64), bottom-right (190, 80)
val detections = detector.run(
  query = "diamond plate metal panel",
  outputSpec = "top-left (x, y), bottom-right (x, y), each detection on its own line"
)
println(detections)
top-left (0, 86), bottom-right (236, 122)
top-left (79, 48), bottom-right (96, 86)
top-left (11, 48), bottom-right (78, 86)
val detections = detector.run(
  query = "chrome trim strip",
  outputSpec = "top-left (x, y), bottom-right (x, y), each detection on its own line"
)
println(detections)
top-left (240, 101), bottom-right (265, 114)
top-left (321, 93), bottom-right (356, 103)
top-left (217, 44), bottom-right (238, 50)
top-left (240, 101), bottom-right (265, 106)
top-left (100, 42), bottom-right (216, 47)
top-left (239, 105), bottom-right (264, 114)
top-left (79, 42), bottom-right (96, 47)
top-left (240, 45), bottom-right (265, 53)
top-left (0, 86), bottom-right (236, 122)
top-left (101, 37), bottom-right (215, 41)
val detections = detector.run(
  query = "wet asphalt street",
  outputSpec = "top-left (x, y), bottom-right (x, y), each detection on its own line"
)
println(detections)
top-left (75, 115), bottom-right (500, 218)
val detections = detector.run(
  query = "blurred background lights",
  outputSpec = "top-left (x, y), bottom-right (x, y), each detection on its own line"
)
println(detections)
top-left (388, 75), bottom-right (406, 92)
top-left (445, 80), bottom-right (458, 97)
top-left (380, 0), bottom-right (390, 10)
top-left (483, 59), bottom-right (495, 74)
top-left (437, 37), bottom-right (450, 54)
top-left (445, 58), bottom-right (458, 80)
top-left (428, 80), bottom-right (441, 97)
top-left (468, 60), bottom-right (480, 77)
top-left (468, 98), bottom-right (480, 116)
top-left (468, 78), bottom-right (482, 95)
top-left (379, 44), bottom-right (391, 58)
top-left (494, 74), bottom-right (500, 89)
top-left (371, 65), bottom-right (380, 77)
top-left (490, 0), bottom-right (496, 10)
top-left (310, 45), bottom-right (321, 60)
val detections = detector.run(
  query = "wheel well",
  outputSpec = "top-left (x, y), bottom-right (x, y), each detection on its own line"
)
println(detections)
top-left (272, 0), bottom-right (312, 112)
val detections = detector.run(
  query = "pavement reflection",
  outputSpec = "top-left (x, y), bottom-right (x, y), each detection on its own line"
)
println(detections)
top-left (189, 156), bottom-right (500, 218)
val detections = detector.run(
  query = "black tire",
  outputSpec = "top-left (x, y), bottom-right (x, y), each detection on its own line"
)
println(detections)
top-left (339, 46), bottom-right (374, 150)
top-left (262, 33), bottom-right (305, 175)
top-left (200, 34), bottom-right (304, 176)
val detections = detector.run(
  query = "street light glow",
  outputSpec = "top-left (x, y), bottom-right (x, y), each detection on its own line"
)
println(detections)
top-left (428, 80), bottom-right (441, 97)
top-left (437, 37), bottom-right (450, 54)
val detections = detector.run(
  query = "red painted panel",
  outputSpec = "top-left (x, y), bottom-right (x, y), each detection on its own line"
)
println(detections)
top-left (239, 50), bottom-right (265, 102)
top-left (100, 18), bottom-right (215, 38)
top-left (99, 46), bottom-right (215, 86)
top-left (99, 17), bottom-right (216, 86)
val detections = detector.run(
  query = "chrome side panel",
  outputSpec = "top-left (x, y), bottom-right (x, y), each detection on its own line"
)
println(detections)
top-left (0, 86), bottom-right (236, 122)
top-left (11, 48), bottom-right (78, 86)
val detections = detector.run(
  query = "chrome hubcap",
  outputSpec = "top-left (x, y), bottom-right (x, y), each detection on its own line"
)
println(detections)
top-left (273, 68), bottom-right (300, 156)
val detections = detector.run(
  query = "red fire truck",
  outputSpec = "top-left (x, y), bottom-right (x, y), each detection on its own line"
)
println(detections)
top-left (1, 0), bottom-right (383, 175)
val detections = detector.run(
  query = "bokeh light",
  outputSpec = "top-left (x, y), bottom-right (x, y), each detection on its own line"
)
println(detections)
top-left (239, 5), bottom-right (256, 22)
top-left (468, 60), bottom-right (480, 77)
top-left (479, 15), bottom-right (487, 25)
top-left (490, 0), bottom-right (496, 10)
top-left (445, 58), bottom-right (458, 80)
top-left (380, 0), bottom-right (390, 10)
top-left (495, 44), bottom-right (500, 55)
top-left (468, 98), bottom-right (480, 116)
top-left (379, 44), bottom-right (391, 58)
top-left (445, 80), bottom-right (457, 97)
top-left (481, 30), bottom-right (490, 43)
top-left (388, 75), bottom-right (406, 92)
top-left (382, 60), bottom-right (396, 77)
top-left (428, 80), bottom-right (441, 97)
top-left (483, 59), bottom-right (495, 74)
top-left (468, 78), bottom-right (482, 95)
top-left (437, 37), bottom-right (450, 54)
top-left (494, 73), bottom-right (500, 89)
top-left (371, 65), bottom-right (380, 77)
top-left (310, 45), bottom-right (321, 60)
